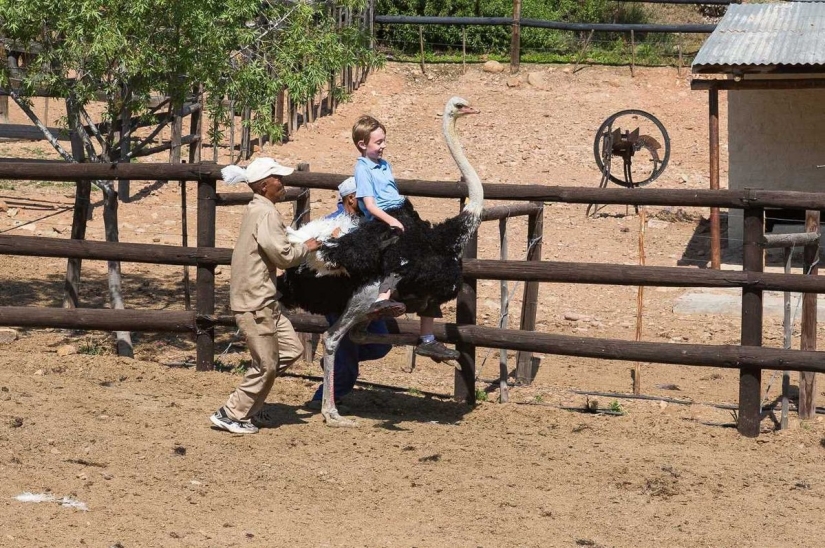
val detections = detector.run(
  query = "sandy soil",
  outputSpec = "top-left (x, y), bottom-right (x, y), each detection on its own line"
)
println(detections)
top-left (1, 62), bottom-right (825, 547)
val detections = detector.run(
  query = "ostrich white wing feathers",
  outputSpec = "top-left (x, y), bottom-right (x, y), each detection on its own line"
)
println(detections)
top-left (221, 165), bottom-right (248, 184)
top-left (287, 214), bottom-right (358, 244)
top-left (287, 214), bottom-right (360, 276)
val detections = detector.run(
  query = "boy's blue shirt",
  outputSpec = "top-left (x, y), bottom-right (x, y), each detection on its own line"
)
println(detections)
top-left (354, 156), bottom-right (406, 219)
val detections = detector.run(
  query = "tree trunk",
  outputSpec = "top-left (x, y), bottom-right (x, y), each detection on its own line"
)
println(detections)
top-left (102, 183), bottom-right (134, 357)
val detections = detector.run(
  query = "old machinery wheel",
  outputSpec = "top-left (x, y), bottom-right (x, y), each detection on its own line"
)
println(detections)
top-left (593, 109), bottom-right (671, 188)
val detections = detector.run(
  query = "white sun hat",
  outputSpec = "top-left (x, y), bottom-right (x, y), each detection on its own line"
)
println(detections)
top-left (338, 176), bottom-right (356, 198)
top-left (221, 157), bottom-right (294, 185)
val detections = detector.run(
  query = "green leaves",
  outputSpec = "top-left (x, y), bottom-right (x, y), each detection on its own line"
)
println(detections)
top-left (0, 0), bottom-right (378, 148)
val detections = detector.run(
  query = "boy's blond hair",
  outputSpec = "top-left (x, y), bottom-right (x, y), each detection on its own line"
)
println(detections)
top-left (352, 115), bottom-right (386, 154)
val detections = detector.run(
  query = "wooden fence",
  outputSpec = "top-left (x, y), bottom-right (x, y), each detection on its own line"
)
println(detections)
top-left (373, 0), bottom-right (727, 74)
top-left (0, 161), bottom-right (823, 438)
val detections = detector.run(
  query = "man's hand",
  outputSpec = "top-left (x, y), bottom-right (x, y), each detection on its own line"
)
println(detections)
top-left (304, 238), bottom-right (321, 252)
top-left (331, 227), bottom-right (342, 239)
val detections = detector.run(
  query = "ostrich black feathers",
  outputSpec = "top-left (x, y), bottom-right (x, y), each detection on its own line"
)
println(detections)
top-left (277, 200), bottom-right (479, 317)
top-left (277, 268), bottom-right (360, 315)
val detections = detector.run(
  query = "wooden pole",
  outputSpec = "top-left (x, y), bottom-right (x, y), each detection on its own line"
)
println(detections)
top-left (196, 177), bottom-right (217, 371)
top-left (188, 85), bottom-right (203, 165)
top-left (181, 181), bottom-right (191, 311)
top-left (738, 207), bottom-right (764, 437)
top-left (63, 96), bottom-right (89, 309)
top-left (677, 33), bottom-right (684, 76)
top-left (63, 181), bottom-right (91, 309)
top-left (781, 245), bottom-right (792, 430)
top-left (515, 203), bottom-right (544, 384)
top-left (499, 217), bottom-right (510, 403)
top-left (294, 163), bottom-right (316, 362)
top-left (419, 26), bottom-right (426, 75)
top-left (456, 197), bottom-right (478, 404)
top-left (228, 101), bottom-right (236, 162)
top-left (510, 0), bottom-right (522, 74)
top-left (630, 30), bottom-right (636, 78)
top-left (241, 106), bottom-right (251, 159)
top-left (573, 30), bottom-right (595, 74)
top-left (170, 101), bottom-right (183, 165)
top-left (633, 208), bottom-right (646, 394)
top-left (799, 210), bottom-right (820, 419)
top-left (276, 90), bottom-right (285, 140)
top-left (709, 85), bottom-right (721, 269)
top-left (118, 84), bottom-right (131, 202)
top-left (462, 27), bottom-right (467, 74)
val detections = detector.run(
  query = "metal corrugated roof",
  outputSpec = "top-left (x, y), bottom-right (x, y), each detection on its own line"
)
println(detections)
top-left (692, 3), bottom-right (825, 73)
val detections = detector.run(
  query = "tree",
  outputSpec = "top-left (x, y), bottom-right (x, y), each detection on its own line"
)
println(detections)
top-left (0, 0), bottom-right (380, 355)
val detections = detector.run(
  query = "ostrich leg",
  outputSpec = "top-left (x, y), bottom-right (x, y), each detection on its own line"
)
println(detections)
top-left (321, 282), bottom-right (382, 428)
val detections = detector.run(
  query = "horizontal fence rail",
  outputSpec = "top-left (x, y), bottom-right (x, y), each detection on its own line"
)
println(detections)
top-left (5, 163), bottom-right (825, 210)
top-left (2, 307), bottom-right (825, 376)
top-left (5, 235), bottom-right (825, 294)
top-left (374, 15), bottom-right (716, 34)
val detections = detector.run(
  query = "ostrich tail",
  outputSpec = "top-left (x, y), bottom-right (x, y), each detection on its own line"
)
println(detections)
top-left (221, 165), bottom-right (248, 185)
top-left (288, 215), bottom-right (359, 245)
top-left (288, 214), bottom-right (361, 276)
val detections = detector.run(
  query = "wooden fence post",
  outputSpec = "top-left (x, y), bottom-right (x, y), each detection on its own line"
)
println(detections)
top-left (738, 206), bottom-right (764, 437)
top-left (709, 84), bottom-right (721, 269)
top-left (516, 202), bottom-right (544, 384)
top-left (196, 175), bottom-right (217, 371)
top-left (181, 180), bottom-right (191, 311)
top-left (419, 26), bottom-right (426, 75)
top-left (293, 163), bottom-right (317, 362)
top-left (228, 100), bottom-right (236, 162)
top-left (510, 0), bottom-right (522, 74)
top-left (241, 106), bottom-right (252, 160)
top-left (188, 86), bottom-right (203, 165)
top-left (499, 217), bottom-right (510, 402)
top-left (456, 198), bottom-right (478, 404)
top-left (799, 210), bottom-right (820, 419)
top-left (118, 83), bottom-right (131, 203)
top-left (170, 101), bottom-right (183, 165)
top-left (63, 96), bottom-right (90, 309)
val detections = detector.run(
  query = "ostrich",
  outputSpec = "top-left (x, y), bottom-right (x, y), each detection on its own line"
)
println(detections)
top-left (281, 96), bottom-right (483, 427)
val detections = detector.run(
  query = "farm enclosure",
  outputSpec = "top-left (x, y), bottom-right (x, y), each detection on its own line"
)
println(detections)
top-left (1, 63), bottom-right (825, 547)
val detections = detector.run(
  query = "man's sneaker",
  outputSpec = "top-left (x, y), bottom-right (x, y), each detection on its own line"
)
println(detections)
top-left (209, 407), bottom-right (259, 434)
top-left (365, 299), bottom-right (406, 321)
top-left (415, 340), bottom-right (460, 362)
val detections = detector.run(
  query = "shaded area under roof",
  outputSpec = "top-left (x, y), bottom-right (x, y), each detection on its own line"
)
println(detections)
top-left (692, 2), bottom-right (825, 74)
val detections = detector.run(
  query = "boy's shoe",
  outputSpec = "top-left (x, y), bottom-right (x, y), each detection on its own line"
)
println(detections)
top-left (365, 299), bottom-right (406, 320)
top-left (209, 407), bottom-right (259, 434)
top-left (415, 340), bottom-right (460, 362)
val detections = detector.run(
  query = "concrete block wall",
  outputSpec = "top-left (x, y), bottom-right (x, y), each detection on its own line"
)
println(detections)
top-left (727, 86), bottom-right (825, 249)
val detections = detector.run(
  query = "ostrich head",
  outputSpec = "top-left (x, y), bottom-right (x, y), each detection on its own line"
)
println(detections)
top-left (444, 96), bottom-right (480, 119)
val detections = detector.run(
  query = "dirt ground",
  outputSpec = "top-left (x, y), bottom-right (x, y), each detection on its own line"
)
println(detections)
top-left (1, 62), bottom-right (825, 547)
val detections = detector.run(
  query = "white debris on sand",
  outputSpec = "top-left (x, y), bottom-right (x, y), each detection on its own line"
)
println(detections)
top-left (14, 492), bottom-right (89, 511)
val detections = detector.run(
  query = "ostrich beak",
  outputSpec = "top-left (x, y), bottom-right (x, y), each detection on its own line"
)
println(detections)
top-left (459, 105), bottom-right (480, 115)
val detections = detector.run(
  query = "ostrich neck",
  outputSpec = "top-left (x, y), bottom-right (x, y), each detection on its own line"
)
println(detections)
top-left (444, 116), bottom-right (483, 218)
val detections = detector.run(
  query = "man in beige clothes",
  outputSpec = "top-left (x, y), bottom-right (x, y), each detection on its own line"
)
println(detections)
top-left (210, 157), bottom-right (320, 434)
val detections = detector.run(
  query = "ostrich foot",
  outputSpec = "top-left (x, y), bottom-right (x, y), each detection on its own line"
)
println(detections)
top-left (322, 409), bottom-right (359, 428)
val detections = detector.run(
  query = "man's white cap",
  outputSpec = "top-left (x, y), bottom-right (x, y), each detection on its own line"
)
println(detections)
top-left (221, 157), bottom-right (294, 185)
top-left (338, 176), bottom-right (356, 198)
